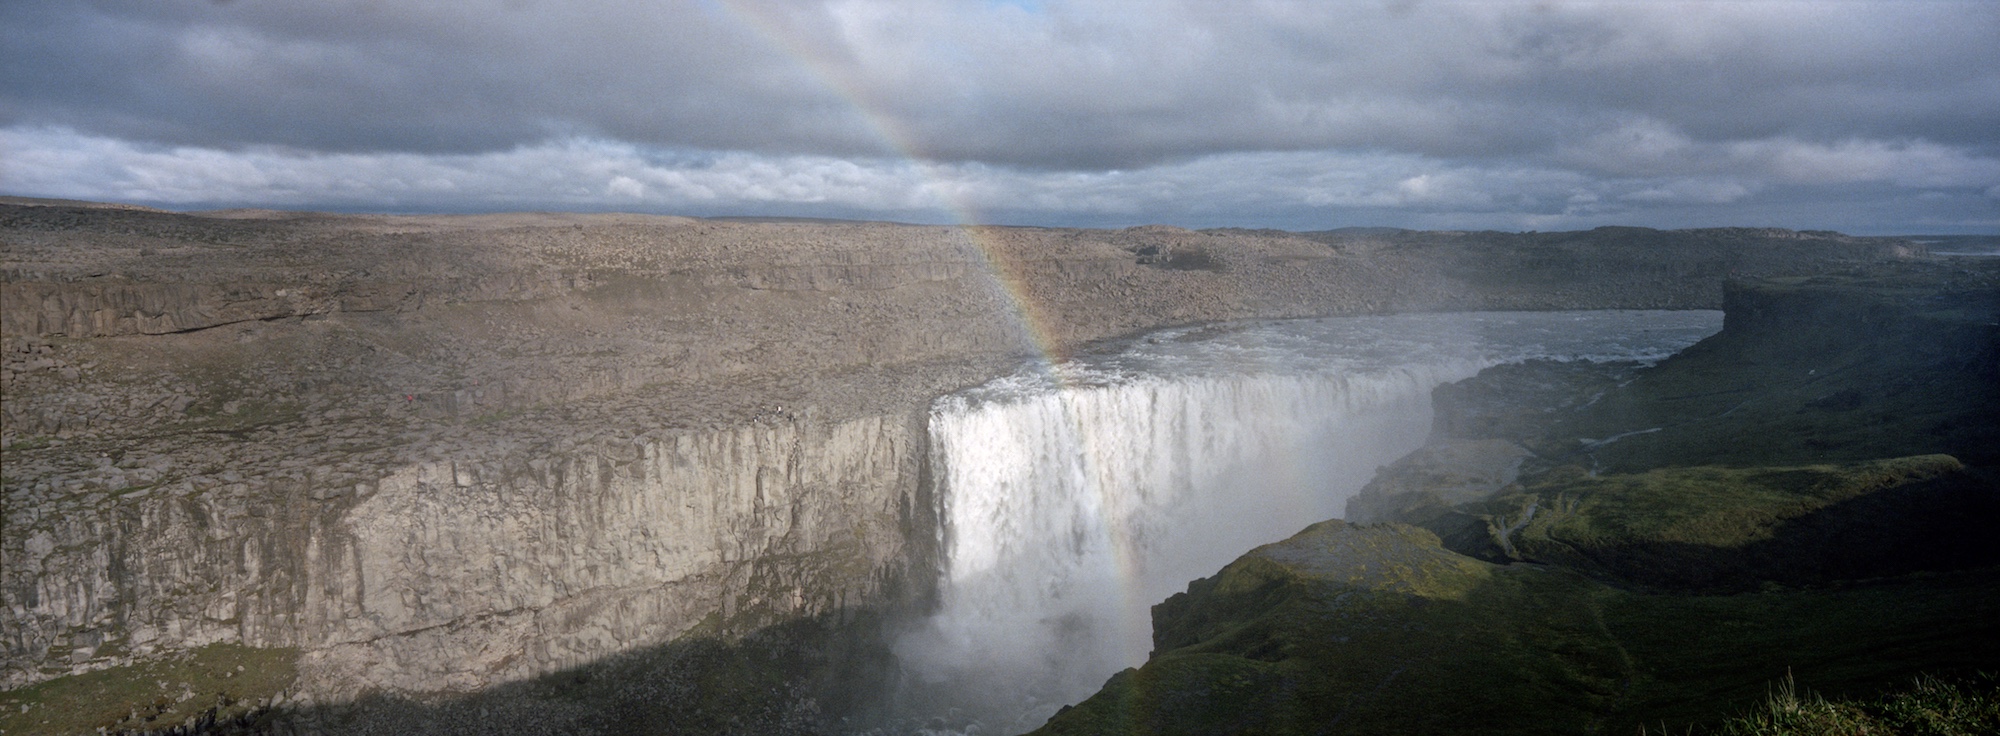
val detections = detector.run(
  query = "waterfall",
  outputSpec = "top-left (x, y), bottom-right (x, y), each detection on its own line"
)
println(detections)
top-left (891, 311), bottom-right (1724, 733)
top-left (894, 364), bottom-right (1475, 730)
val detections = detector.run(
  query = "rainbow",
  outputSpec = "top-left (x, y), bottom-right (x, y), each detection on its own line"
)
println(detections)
top-left (711, 0), bottom-right (1158, 677)
top-left (709, 1), bottom-right (1072, 363)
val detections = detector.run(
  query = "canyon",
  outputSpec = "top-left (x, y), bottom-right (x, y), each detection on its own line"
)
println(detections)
top-left (0, 198), bottom-right (1944, 733)
top-left (1034, 261), bottom-right (2000, 734)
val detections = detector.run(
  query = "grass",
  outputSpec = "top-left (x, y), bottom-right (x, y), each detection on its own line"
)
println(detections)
top-left (1042, 523), bottom-right (1634, 735)
top-left (1541, 296), bottom-right (1999, 472)
top-left (882, 273), bottom-right (2000, 732)
top-left (1522, 456), bottom-right (1962, 547)
top-left (1672, 671), bottom-right (2000, 736)
top-left (1602, 568), bottom-right (2000, 730)
top-left (1032, 517), bottom-right (2000, 736)
top-left (1474, 455), bottom-right (1994, 592)
top-left (0, 644), bottom-right (297, 736)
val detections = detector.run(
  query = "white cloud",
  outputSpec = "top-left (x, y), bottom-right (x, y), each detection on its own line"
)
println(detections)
top-left (605, 175), bottom-right (646, 199)
top-left (1733, 138), bottom-right (2000, 189)
top-left (5, 124), bottom-right (1998, 233)
top-left (0, 127), bottom-right (953, 212)
top-left (1556, 118), bottom-right (2000, 195)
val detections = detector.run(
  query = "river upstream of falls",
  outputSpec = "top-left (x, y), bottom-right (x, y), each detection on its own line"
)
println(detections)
top-left (888, 310), bottom-right (1723, 734)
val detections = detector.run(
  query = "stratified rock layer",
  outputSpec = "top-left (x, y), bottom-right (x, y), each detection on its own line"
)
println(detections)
top-left (5, 412), bottom-right (932, 696)
top-left (0, 200), bottom-right (1932, 726)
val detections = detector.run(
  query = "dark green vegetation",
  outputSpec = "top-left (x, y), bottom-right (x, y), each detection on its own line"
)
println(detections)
top-left (0, 644), bottom-right (297, 735)
top-left (1557, 266), bottom-right (1998, 472)
top-left (1701, 672), bottom-right (1999, 736)
top-left (1036, 261), bottom-right (2000, 735)
top-left (1036, 518), bottom-right (2000, 735)
top-left (1438, 456), bottom-right (1999, 592)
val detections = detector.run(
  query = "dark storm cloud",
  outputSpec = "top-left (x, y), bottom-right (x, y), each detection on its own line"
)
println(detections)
top-left (2, 0), bottom-right (1996, 231)
top-left (8, 0), bottom-right (1994, 167)
top-left (0, 0), bottom-right (887, 156)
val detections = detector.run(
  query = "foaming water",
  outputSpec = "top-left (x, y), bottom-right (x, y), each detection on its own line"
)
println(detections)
top-left (892, 310), bottom-right (1721, 733)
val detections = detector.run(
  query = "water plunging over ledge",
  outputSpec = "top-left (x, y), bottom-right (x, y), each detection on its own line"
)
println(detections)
top-left (892, 310), bottom-right (1723, 733)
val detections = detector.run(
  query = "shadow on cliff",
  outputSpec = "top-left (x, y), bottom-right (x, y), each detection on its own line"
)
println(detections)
top-left (227, 608), bottom-right (928, 736)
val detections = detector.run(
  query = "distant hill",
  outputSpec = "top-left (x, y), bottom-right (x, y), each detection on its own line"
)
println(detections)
top-left (0, 195), bottom-right (173, 213)
top-left (1900, 234), bottom-right (2000, 256)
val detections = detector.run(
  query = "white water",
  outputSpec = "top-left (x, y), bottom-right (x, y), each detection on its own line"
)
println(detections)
top-left (893, 311), bottom-right (1722, 733)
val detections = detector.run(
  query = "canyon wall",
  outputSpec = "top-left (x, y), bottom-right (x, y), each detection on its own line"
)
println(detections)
top-left (0, 200), bottom-right (1923, 711)
top-left (6, 413), bottom-right (931, 700)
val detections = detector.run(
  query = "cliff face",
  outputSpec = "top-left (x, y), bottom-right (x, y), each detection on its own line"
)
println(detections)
top-left (6, 413), bottom-right (932, 698)
top-left (318, 414), bottom-right (927, 695)
top-left (0, 201), bottom-right (1930, 729)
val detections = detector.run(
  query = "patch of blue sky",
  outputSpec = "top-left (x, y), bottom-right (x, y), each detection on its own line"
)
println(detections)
top-left (986, 0), bottom-right (1047, 15)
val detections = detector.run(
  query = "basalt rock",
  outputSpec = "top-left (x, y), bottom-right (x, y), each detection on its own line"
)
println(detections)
top-left (0, 200), bottom-right (1937, 731)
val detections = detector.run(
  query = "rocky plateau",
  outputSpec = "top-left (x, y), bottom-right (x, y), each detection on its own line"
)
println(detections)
top-left (0, 197), bottom-right (1953, 733)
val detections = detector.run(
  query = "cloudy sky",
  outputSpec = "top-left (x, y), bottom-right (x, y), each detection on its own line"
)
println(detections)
top-left (3, 0), bottom-right (1996, 233)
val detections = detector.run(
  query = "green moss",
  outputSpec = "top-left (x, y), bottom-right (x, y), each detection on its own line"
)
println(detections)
top-left (1047, 523), bottom-right (1636, 735)
top-left (1037, 655), bottom-right (1295, 736)
top-left (1032, 521), bottom-right (2000, 735)
top-left (1543, 306), bottom-right (1999, 472)
top-left (1533, 457), bottom-right (1950, 540)
top-left (0, 644), bottom-right (297, 736)
top-left (1470, 455), bottom-right (1995, 591)
top-left (0, 436), bottom-right (54, 453)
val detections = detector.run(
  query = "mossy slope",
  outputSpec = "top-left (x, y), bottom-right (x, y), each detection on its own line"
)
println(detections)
top-left (1439, 455), bottom-right (2000, 591)
top-left (1531, 267), bottom-right (1999, 472)
top-left (1035, 265), bottom-right (2000, 735)
top-left (0, 644), bottom-right (297, 735)
top-left (1038, 519), bottom-right (2000, 735)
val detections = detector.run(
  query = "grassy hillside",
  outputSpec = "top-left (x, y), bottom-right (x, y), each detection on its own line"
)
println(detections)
top-left (1035, 262), bottom-right (2000, 735)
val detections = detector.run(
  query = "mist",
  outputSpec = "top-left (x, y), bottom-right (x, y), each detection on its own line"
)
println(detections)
top-left (880, 310), bottom-right (1721, 732)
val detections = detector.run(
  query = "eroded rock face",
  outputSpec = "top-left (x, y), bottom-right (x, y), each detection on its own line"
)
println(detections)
top-left (306, 414), bottom-right (928, 696)
top-left (4, 413), bottom-right (933, 699)
top-left (0, 202), bottom-right (1933, 716)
